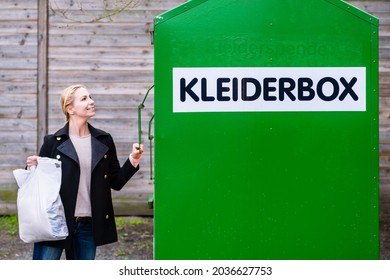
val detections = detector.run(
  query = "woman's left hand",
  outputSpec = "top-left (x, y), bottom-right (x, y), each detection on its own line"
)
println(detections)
top-left (130, 143), bottom-right (144, 160)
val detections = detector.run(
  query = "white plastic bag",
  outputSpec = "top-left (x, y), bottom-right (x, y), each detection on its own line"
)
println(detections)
top-left (13, 157), bottom-right (68, 243)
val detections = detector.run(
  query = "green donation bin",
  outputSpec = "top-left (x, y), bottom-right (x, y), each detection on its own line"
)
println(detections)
top-left (153, 0), bottom-right (379, 260)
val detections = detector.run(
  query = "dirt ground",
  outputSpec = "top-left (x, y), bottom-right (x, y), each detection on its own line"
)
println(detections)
top-left (1, 185), bottom-right (390, 260)
top-left (0, 216), bottom-right (153, 260)
top-left (380, 186), bottom-right (390, 260)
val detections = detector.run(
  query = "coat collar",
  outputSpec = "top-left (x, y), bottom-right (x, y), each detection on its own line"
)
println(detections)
top-left (54, 122), bottom-right (109, 138)
top-left (55, 123), bottom-right (109, 171)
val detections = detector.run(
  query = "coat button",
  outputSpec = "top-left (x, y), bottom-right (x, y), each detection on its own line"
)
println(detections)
top-left (104, 154), bottom-right (108, 159)
top-left (104, 174), bottom-right (108, 179)
top-left (56, 155), bottom-right (61, 160)
top-left (105, 215), bottom-right (109, 220)
top-left (56, 137), bottom-right (61, 141)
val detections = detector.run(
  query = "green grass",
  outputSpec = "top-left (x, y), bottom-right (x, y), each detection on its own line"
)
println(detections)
top-left (115, 216), bottom-right (144, 230)
top-left (0, 215), bottom-right (18, 235)
top-left (0, 215), bottom-right (144, 235)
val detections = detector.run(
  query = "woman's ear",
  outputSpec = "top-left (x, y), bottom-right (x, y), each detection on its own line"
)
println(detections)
top-left (66, 105), bottom-right (74, 116)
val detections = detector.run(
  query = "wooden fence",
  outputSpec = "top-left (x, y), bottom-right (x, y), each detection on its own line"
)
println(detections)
top-left (0, 0), bottom-right (389, 215)
top-left (0, 0), bottom-right (187, 215)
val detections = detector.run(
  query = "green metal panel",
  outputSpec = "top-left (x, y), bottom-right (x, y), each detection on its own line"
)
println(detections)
top-left (153, 0), bottom-right (379, 260)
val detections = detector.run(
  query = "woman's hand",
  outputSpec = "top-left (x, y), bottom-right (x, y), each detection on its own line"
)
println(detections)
top-left (130, 143), bottom-right (144, 160)
top-left (26, 155), bottom-right (39, 168)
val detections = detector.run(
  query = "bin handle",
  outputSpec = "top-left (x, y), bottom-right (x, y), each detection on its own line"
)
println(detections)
top-left (148, 114), bottom-right (155, 180)
top-left (137, 85), bottom-right (154, 150)
top-left (137, 85), bottom-right (155, 180)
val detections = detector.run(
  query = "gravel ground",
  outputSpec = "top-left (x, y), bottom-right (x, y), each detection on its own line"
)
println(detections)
top-left (380, 186), bottom-right (390, 260)
top-left (0, 216), bottom-right (153, 260)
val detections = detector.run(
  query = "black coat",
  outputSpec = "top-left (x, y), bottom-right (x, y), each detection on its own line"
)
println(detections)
top-left (37, 123), bottom-right (139, 248)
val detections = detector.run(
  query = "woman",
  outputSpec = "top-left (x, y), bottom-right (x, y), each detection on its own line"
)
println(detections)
top-left (26, 84), bottom-right (144, 260)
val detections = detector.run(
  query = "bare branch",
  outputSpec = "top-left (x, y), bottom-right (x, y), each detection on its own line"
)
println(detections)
top-left (49, 0), bottom-right (141, 23)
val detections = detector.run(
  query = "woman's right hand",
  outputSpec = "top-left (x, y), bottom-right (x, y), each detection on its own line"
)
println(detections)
top-left (26, 155), bottom-right (39, 168)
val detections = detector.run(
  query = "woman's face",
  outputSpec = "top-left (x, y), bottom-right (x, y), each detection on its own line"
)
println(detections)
top-left (67, 87), bottom-right (95, 120)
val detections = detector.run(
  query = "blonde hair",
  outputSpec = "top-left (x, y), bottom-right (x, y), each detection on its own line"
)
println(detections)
top-left (60, 84), bottom-right (87, 122)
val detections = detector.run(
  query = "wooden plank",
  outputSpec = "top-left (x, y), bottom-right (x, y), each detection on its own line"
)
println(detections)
top-left (50, 9), bottom-right (167, 24)
top-left (0, 93), bottom-right (36, 106)
top-left (0, 119), bottom-right (36, 132)
top-left (48, 70), bottom-right (154, 83)
top-left (380, 35), bottom-right (390, 49)
top-left (0, 22), bottom-right (37, 34)
top-left (48, 22), bottom-right (154, 35)
top-left (48, 33), bottom-right (152, 47)
top-left (0, 34), bottom-right (37, 47)
top-left (0, 45), bottom-right (37, 59)
top-left (1, 57), bottom-right (37, 69)
top-left (49, 57), bottom-right (154, 70)
top-left (0, 10), bottom-right (37, 20)
top-left (37, 0), bottom-right (49, 151)
top-left (349, 1), bottom-right (390, 13)
top-left (49, 46), bottom-right (154, 58)
top-left (1, 0), bottom-right (37, 9)
top-left (0, 130), bottom-right (37, 145)
top-left (0, 107), bottom-right (36, 119)
top-left (0, 142), bottom-right (36, 155)
top-left (0, 70), bottom-right (37, 81)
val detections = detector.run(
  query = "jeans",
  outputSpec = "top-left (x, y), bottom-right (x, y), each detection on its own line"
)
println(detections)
top-left (33, 221), bottom-right (96, 260)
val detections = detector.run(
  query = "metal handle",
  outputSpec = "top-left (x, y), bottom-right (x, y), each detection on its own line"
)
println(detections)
top-left (137, 85), bottom-right (155, 180)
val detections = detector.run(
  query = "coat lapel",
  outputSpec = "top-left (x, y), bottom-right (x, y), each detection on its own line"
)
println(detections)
top-left (89, 123), bottom-right (109, 171)
top-left (54, 123), bottom-right (109, 171)
top-left (91, 137), bottom-right (109, 171)
top-left (57, 139), bottom-right (79, 164)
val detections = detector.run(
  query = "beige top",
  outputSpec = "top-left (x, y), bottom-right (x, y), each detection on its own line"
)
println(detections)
top-left (69, 134), bottom-right (92, 217)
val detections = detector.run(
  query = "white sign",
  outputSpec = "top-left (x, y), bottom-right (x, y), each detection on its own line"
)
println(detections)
top-left (173, 67), bottom-right (366, 112)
